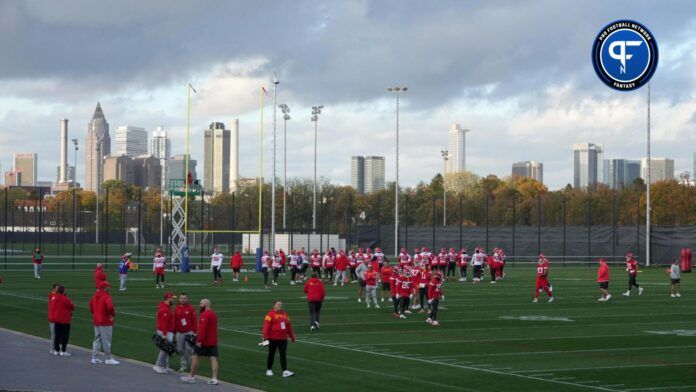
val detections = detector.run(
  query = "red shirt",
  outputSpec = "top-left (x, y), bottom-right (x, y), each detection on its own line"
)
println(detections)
top-left (536, 260), bottom-right (549, 277)
top-left (311, 255), bottom-right (321, 268)
top-left (626, 259), bottom-right (638, 276)
top-left (230, 253), bottom-right (243, 269)
top-left (438, 253), bottom-right (448, 266)
top-left (365, 270), bottom-right (377, 286)
top-left (279, 251), bottom-right (286, 266)
top-left (427, 279), bottom-right (443, 300)
top-left (32, 252), bottom-right (43, 265)
top-left (53, 293), bottom-right (75, 324)
top-left (48, 292), bottom-right (58, 322)
top-left (459, 253), bottom-right (469, 266)
top-left (94, 267), bottom-right (107, 289)
top-left (381, 266), bottom-right (392, 282)
top-left (263, 310), bottom-right (296, 341)
top-left (418, 268), bottom-right (431, 288)
top-left (389, 275), bottom-right (397, 294)
top-left (89, 290), bottom-right (115, 326)
top-left (324, 255), bottom-right (335, 268)
top-left (597, 262), bottom-right (610, 282)
top-left (304, 277), bottom-right (326, 302)
top-left (174, 303), bottom-right (198, 333)
top-left (157, 301), bottom-right (174, 334)
top-left (397, 275), bottom-right (413, 297)
top-left (197, 309), bottom-right (218, 346)
top-left (336, 254), bottom-right (348, 271)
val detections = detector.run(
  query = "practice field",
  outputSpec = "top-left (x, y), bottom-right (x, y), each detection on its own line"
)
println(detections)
top-left (0, 266), bottom-right (694, 391)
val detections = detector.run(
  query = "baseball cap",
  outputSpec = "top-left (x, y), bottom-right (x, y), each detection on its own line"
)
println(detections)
top-left (163, 292), bottom-right (175, 300)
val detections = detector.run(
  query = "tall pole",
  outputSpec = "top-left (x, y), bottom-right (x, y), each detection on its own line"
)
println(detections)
top-left (271, 73), bottom-right (278, 253)
top-left (95, 140), bottom-right (101, 244)
top-left (311, 105), bottom-right (323, 233)
top-left (441, 150), bottom-right (449, 226)
top-left (71, 139), bottom-right (78, 243)
top-left (646, 83), bottom-right (651, 267)
top-left (388, 86), bottom-right (407, 257)
top-left (280, 104), bottom-right (290, 230)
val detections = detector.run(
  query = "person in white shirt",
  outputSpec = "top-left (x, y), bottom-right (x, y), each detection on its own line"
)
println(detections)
top-left (472, 248), bottom-right (486, 283)
top-left (210, 248), bottom-right (223, 285)
top-left (669, 259), bottom-right (682, 298)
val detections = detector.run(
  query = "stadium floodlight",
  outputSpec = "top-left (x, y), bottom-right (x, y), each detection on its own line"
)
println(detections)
top-left (279, 104), bottom-right (290, 230)
top-left (387, 86), bottom-right (407, 257)
top-left (441, 150), bottom-right (449, 226)
top-left (311, 105), bottom-right (323, 233)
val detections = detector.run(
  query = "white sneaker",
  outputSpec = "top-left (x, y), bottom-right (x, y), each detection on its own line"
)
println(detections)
top-left (639, 287), bottom-right (644, 295)
top-left (207, 379), bottom-right (219, 385)
top-left (676, 293), bottom-right (681, 297)
top-left (91, 358), bottom-right (102, 364)
top-left (671, 294), bottom-right (676, 298)
top-left (333, 283), bottom-right (337, 286)
top-left (388, 298), bottom-right (393, 302)
top-left (180, 376), bottom-right (196, 383)
top-left (623, 291), bottom-right (630, 296)
top-left (432, 321), bottom-right (440, 326)
top-left (178, 367), bottom-right (187, 373)
top-left (426, 318), bottom-right (432, 324)
top-left (548, 297), bottom-right (554, 303)
top-left (357, 298), bottom-right (361, 302)
top-left (490, 281), bottom-right (496, 284)
top-left (381, 298), bottom-right (384, 302)
top-left (605, 294), bottom-right (612, 302)
top-left (404, 310), bottom-right (412, 314)
top-left (597, 297), bottom-right (606, 302)
top-left (52, 351), bottom-right (59, 356)
top-left (105, 359), bottom-right (120, 365)
top-left (399, 314), bottom-right (406, 319)
top-left (375, 304), bottom-right (381, 309)
top-left (315, 322), bottom-right (319, 329)
top-left (60, 351), bottom-right (72, 357)
top-left (366, 303), bottom-right (371, 308)
top-left (532, 298), bottom-right (538, 303)
top-left (50, 349), bottom-right (57, 355)
top-left (153, 365), bottom-right (167, 374)
top-left (282, 370), bottom-right (295, 378)
top-left (266, 370), bottom-right (274, 376)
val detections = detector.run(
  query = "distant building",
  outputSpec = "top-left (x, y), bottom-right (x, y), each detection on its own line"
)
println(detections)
top-left (364, 156), bottom-right (385, 194)
top-left (131, 155), bottom-right (162, 189)
top-left (446, 123), bottom-right (471, 174)
top-left (85, 102), bottom-right (111, 192)
top-left (13, 153), bottom-right (37, 186)
top-left (641, 157), bottom-right (675, 183)
top-left (511, 161), bottom-right (543, 184)
top-left (102, 155), bottom-right (133, 184)
top-left (351, 156), bottom-right (365, 194)
top-left (203, 122), bottom-right (230, 194)
top-left (115, 126), bottom-right (148, 157)
top-left (55, 166), bottom-right (76, 184)
top-left (150, 127), bottom-right (171, 189)
top-left (167, 155), bottom-right (197, 188)
top-left (573, 143), bottom-right (604, 188)
top-left (603, 159), bottom-right (641, 189)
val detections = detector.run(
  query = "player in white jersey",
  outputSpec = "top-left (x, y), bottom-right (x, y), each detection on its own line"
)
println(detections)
top-left (153, 251), bottom-right (166, 288)
top-left (210, 248), bottom-right (223, 285)
top-left (289, 250), bottom-right (300, 285)
top-left (374, 247), bottom-right (385, 269)
top-left (471, 248), bottom-right (486, 283)
top-left (261, 251), bottom-right (272, 288)
top-left (399, 248), bottom-right (412, 268)
top-left (458, 249), bottom-right (469, 282)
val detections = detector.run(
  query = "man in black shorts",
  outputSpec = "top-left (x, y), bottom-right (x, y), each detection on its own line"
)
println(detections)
top-left (180, 298), bottom-right (219, 385)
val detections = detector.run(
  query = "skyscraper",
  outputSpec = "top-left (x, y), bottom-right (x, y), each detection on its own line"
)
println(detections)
top-left (85, 102), bottom-right (111, 192)
top-left (604, 159), bottom-right (641, 189)
top-left (13, 153), bottom-right (37, 186)
top-left (168, 155), bottom-right (197, 184)
top-left (203, 122), bottom-right (230, 194)
top-left (58, 119), bottom-right (69, 184)
top-left (150, 127), bottom-right (171, 189)
top-left (511, 161), bottom-right (543, 184)
top-left (573, 143), bottom-right (604, 188)
top-left (351, 156), bottom-right (365, 194)
top-left (364, 156), bottom-right (385, 194)
top-left (641, 157), bottom-right (675, 183)
top-left (55, 166), bottom-right (76, 183)
top-left (115, 126), bottom-right (148, 157)
top-left (230, 119), bottom-right (239, 193)
top-left (446, 123), bottom-right (471, 174)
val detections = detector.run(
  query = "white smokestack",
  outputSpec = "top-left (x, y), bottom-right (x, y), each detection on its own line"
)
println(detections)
top-left (230, 118), bottom-right (239, 193)
top-left (59, 118), bottom-right (69, 183)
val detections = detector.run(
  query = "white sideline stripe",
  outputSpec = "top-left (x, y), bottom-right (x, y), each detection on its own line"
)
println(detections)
top-left (437, 345), bottom-right (696, 358)
top-left (361, 333), bottom-right (653, 346)
top-left (528, 373), bottom-right (554, 377)
top-left (514, 362), bottom-right (696, 373)
top-left (624, 385), bottom-right (696, 391)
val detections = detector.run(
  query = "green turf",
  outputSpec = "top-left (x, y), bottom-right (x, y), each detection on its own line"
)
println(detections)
top-left (0, 265), bottom-right (694, 391)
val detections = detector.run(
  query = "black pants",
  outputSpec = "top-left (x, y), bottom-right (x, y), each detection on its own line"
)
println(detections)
top-left (447, 263), bottom-right (456, 277)
top-left (308, 301), bottom-right (323, 327)
top-left (430, 299), bottom-right (439, 321)
top-left (325, 267), bottom-right (334, 281)
top-left (629, 275), bottom-right (640, 290)
top-left (392, 296), bottom-right (399, 312)
top-left (460, 266), bottom-right (467, 278)
top-left (419, 287), bottom-right (429, 309)
top-left (312, 266), bottom-right (321, 276)
top-left (350, 268), bottom-right (357, 281)
top-left (398, 296), bottom-right (410, 315)
top-left (272, 268), bottom-right (280, 282)
top-left (156, 274), bottom-right (165, 284)
top-left (213, 266), bottom-right (221, 281)
top-left (262, 267), bottom-right (269, 285)
top-left (473, 265), bottom-right (482, 279)
top-left (291, 267), bottom-right (299, 281)
top-left (267, 339), bottom-right (288, 371)
top-left (490, 267), bottom-right (497, 282)
top-left (53, 322), bottom-right (70, 352)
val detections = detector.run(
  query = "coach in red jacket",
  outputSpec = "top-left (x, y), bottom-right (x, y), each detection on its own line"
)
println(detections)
top-left (304, 274), bottom-right (325, 332)
top-left (53, 285), bottom-right (75, 355)
top-left (89, 281), bottom-right (119, 364)
top-left (230, 251), bottom-right (243, 282)
top-left (94, 263), bottom-right (107, 290)
top-left (174, 293), bottom-right (198, 373)
top-left (180, 298), bottom-right (219, 385)
top-left (153, 292), bottom-right (175, 373)
top-left (262, 301), bottom-right (295, 377)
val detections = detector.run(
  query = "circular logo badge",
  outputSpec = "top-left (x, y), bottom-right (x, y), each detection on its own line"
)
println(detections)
top-left (592, 20), bottom-right (658, 91)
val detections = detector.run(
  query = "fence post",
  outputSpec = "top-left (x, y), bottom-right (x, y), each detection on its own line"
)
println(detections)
top-left (485, 195), bottom-right (489, 252)
top-left (459, 194), bottom-right (463, 250)
top-left (348, 192), bottom-right (353, 250)
top-left (612, 195), bottom-right (617, 260)
top-left (512, 192), bottom-right (516, 264)
top-left (563, 194), bottom-right (566, 266)
top-left (72, 189), bottom-right (76, 269)
top-left (3, 187), bottom-right (6, 269)
top-left (39, 187), bottom-right (43, 251)
top-left (537, 195), bottom-right (542, 255)
top-left (200, 190), bottom-right (205, 267)
top-left (636, 200), bottom-right (640, 259)
top-left (404, 193), bottom-right (408, 251)
top-left (587, 194), bottom-right (591, 265)
top-left (431, 194), bottom-right (436, 250)
top-left (376, 193), bottom-right (381, 249)
top-left (138, 190), bottom-right (142, 265)
top-left (105, 188), bottom-right (109, 268)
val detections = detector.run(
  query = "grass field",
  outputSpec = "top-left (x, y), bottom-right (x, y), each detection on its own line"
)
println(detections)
top-left (0, 264), bottom-right (694, 391)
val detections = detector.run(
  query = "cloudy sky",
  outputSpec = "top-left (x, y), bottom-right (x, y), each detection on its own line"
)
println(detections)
top-left (1, 0), bottom-right (694, 190)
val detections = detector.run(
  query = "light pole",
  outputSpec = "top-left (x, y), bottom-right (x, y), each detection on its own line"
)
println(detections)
top-left (387, 86), bottom-right (407, 257)
top-left (441, 150), bottom-right (449, 227)
top-left (72, 139), bottom-right (78, 189)
top-left (72, 138), bottom-right (78, 244)
top-left (311, 105), bottom-right (323, 233)
top-left (271, 74), bottom-right (279, 253)
top-left (95, 138), bottom-right (102, 244)
top-left (646, 83), bottom-right (651, 266)
top-left (279, 104), bottom-right (290, 231)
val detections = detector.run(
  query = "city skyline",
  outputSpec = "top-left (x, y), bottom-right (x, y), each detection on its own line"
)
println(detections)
top-left (1, 2), bottom-right (695, 191)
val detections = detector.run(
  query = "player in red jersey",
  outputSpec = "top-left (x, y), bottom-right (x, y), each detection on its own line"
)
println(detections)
top-left (427, 274), bottom-right (444, 326)
top-left (416, 265), bottom-right (431, 314)
top-left (390, 267), bottom-right (400, 316)
top-left (623, 252), bottom-right (643, 297)
top-left (533, 254), bottom-right (554, 303)
top-left (380, 260), bottom-right (393, 302)
top-left (487, 252), bottom-right (498, 284)
top-left (458, 249), bottom-right (469, 282)
top-left (310, 250), bottom-right (322, 277)
top-left (396, 270), bottom-right (414, 319)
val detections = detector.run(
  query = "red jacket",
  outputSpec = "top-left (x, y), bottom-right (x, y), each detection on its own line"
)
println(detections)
top-left (32, 252), bottom-right (44, 265)
top-left (262, 309), bottom-right (296, 341)
top-left (53, 293), bottom-right (75, 324)
top-left (48, 292), bottom-right (58, 322)
top-left (336, 254), bottom-right (348, 271)
top-left (196, 309), bottom-right (218, 346)
top-left (174, 304), bottom-right (198, 333)
top-left (89, 289), bottom-right (115, 326)
top-left (157, 301), bottom-right (174, 334)
top-left (597, 262), bottom-right (610, 282)
top-left (427, 279), bottom-right (443, 300)
top-left (304, 277), bottom-right (325, 302)
top-left (94, 267), bottom-right (107, 289)
top-left (230, 253), bottom-right (243, 269)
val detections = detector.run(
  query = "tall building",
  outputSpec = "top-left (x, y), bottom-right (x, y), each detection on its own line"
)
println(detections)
top-left (115, 126), bottom-right (148, 157)
top-left (641, 157), bottom-right (675, 183)
top-left (102, 155), bottom-right (133, 184)
top-left (573, 143), bottom-right (604, 188)
top-left (230, 119), bottom-right (239, 193)
top-left (203, 122), bottom-right (230, 194)
top-left (168, 155), bottom-right (197, 186)
top-left (511, 161), bottom-right (543, 184)
top-left (85, 102), bottom-right (111, 192)
top-left (604, 159), bottom-right (641, 189)
top-left (150, 126), bottom-right (171, 189)
top-left (58, 119), bottom-right (69, 184)
top-left (13, 153), bottom-right (37, 186)
top-left (364, 156), bottom-right (385, 194)
top-left (55, 166), bottom-right (76, 183)
top-left (131, 155), bottom-right (162, 189)
top-left (351, 156), bottom-right (365, 194)
top-left (446, 123), bottom-right (471, 174)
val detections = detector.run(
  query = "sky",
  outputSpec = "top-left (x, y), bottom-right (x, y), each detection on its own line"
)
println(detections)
top-left (0, 0), bottom-right (695, 190)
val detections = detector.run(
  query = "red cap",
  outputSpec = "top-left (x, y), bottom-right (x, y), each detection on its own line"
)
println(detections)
top-left (163, 292), bottom-right (175, 300)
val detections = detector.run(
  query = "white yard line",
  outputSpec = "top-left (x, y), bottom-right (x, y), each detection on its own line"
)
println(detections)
top-left (514, 362), bottom-right (696, 373)
top-left (624, 386), bottom-right (696, 391)
top-left (438, 345), bottom-right (696, 358)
